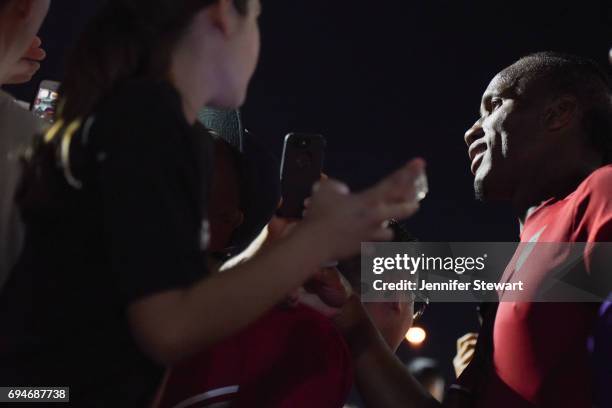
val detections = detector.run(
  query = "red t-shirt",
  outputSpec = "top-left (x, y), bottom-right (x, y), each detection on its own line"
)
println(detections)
top-left (478, 165), bottom-right (612, 408)
top-left (156, 304), bottom-right (353, 408)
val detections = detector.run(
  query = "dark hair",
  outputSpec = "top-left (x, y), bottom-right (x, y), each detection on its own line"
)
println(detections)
top-left (508, 52), bottom-right (612, 163)
top-left (60, 0), bottom-right (249, 122)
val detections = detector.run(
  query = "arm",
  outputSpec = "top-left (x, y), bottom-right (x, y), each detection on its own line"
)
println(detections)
top-left (124, 160), bottom-right (426, 365)
top-left (335, 296), bottom-right (441, 408)
top-left (100, 95), bottom-right (425, 365)
top-left (128, 223), bottom-right (328, 364)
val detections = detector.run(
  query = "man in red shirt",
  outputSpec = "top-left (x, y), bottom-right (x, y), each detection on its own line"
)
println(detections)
top-left (460, 52), bottom-right (612, 408)
top-left (322, 52), bottom-right (612, 408)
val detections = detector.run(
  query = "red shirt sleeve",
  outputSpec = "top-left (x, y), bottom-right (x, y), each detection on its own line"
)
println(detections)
top-left (572, 165), bottom-right (612, 243)
top-left (572, 165), bottom-right (612, 295)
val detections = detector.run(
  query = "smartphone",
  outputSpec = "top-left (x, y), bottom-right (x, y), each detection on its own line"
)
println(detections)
top-left (277, 133), bottom-right (326, 218)
top-left (32, 80), bottom-right (60, 123)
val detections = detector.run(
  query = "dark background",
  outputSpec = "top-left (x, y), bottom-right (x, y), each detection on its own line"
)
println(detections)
top-left (6, 0), bottom-right (612, 386)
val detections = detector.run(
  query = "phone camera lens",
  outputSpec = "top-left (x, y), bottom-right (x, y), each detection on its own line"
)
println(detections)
top-left (298, 138), bottom-right (310, 148)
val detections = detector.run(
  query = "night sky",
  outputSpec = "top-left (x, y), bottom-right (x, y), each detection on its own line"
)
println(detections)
top-left (6, 0), bottom-right (612, 385)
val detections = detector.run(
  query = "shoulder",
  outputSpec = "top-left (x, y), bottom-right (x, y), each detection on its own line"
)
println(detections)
top-left (100, 79), bottom-right (182, 116)
top-left (573, 165), bottom-right (612, 211)
top-left (581, 165), bottom-right (612, 195)
top-left (87, 80), bottom-right (189, 159)
top-left (571, 165), bottom-right (612, 241)
top-left (0, 91), bottom-right (44, 147)
top-left (93, 80), bottom-right (185, 140)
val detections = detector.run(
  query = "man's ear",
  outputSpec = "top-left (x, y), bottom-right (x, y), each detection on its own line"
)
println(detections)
top-left (207, 0), bottom-right (238, 37)
top-left (543, 95), bottom-right (577, 132)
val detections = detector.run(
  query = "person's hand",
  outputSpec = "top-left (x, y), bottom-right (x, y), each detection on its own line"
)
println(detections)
top-left (3, 36), bottom-right (46, 85)
top-left (301, 158), bottom-right (426, 263)
top-left (266, 215), bottom-right (298, 242)
top-left (453, 332), bottom-right (478, 378)
top-left (295, 267), bottom-right (353, 317)
top-left (268, 172), bottom-right (329, 243)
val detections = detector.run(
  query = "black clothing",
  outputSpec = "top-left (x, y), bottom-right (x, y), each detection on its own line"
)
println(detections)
top-left (0, 80), bottom-right (213, 407)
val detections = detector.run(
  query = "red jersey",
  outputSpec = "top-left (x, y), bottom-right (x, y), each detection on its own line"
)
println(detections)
top-left (478, 165), bottom-right (612, 407)
top-left (156, 304), bottom-right (353, 408)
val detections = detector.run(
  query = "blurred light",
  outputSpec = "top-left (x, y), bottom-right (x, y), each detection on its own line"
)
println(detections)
top-left (406, 326), bottom-right (426, 345)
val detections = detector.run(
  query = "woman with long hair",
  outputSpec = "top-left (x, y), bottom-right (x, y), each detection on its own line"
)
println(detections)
top-left (0, 0), bottom-right (425, 406)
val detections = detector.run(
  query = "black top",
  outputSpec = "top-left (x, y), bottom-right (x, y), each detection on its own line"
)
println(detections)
top-left (0, 80), bottom-right (213, 407)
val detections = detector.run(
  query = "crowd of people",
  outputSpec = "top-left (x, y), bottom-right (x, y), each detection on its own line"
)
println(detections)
top-left (0, 0), bottom-right (610, 407)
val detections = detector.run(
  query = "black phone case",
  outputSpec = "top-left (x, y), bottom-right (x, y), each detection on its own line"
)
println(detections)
top-left (277, 133), bottom-right (326, 218)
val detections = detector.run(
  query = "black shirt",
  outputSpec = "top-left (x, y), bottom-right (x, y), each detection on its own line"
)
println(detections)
top-left (0, 80), bottom-right (213, 407)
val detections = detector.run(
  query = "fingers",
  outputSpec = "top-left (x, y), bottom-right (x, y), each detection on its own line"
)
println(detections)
top-left (284, 290), bottom-right (300, 308)
top-left (267, 216), bottom-right (298, 240)
top-left (375, 201), bottom-right (420, 222)
top-left (368, 158), bottom-right (427, 204)
top-left (4, 59), bottom-right (41, 85)
top-left (297, 289), bottom-right (342, 318)
top-left (312, 178), bottom-right (350, 196)
top-left (453, 356), bottom-right (470, 378)
top-left (24, 36), bottom-right (46, 61)
top-left (458, 338), bottom-right (477, 356)
top-left (24, 45), bottom-right (46, 62)
top-left (368, 226), bottom-right (394, 242)
top-left (456, 332), bottom-right (478, 361)
top-left (302, 267), bottom-right (352, 309)
top-left (305, 179), bottom-right (350, 218)
top-left (302, 174), bottom-right (329, 213)
top-left (453, 332), bottom-right (477, 378)
top-left (31, 36), bottom-right (42, 49)
top-left (305, 267), bottom-right (342, 291)
top-left (456, 332), bottom-right (478, 349)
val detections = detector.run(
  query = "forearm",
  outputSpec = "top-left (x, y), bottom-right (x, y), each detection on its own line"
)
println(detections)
top-left (338, 297), bottom-right (440, 408)
top-left (130, 224), bottom-right (328, 364)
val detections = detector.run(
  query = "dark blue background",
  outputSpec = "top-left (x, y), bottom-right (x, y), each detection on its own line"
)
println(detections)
top-left (6, 0), bottom-right (612, 385)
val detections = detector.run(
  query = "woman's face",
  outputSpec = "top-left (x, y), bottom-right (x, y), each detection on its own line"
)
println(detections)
top-left (226, 0), bottom-right (261, 106)
top-left (186, 0), bottom-right (262, 108)
top-left (0, 0), bottom-right (50, 81)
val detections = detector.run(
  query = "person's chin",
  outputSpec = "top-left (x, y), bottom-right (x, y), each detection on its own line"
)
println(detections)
top-left (209, 88), bottom-right (247, 110)
top-left (474, 172), bottom-right (491, 202)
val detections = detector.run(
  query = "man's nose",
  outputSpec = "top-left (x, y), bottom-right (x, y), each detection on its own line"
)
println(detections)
top-left (464, 119), bottom-right (484, 147)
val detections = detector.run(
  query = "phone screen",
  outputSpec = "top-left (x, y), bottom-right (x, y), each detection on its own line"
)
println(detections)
top-left (32, 81), bottom-right (60, 123)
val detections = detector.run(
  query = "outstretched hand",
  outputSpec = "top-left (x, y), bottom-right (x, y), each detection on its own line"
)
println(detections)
top-left (302, 158), bottom-right (426, 262)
